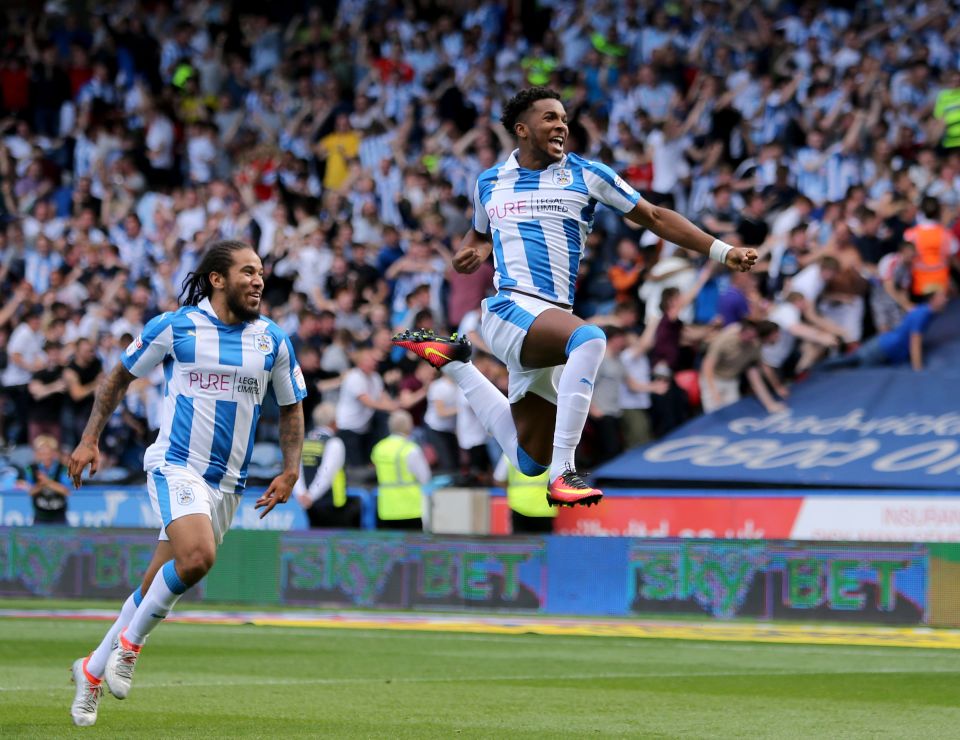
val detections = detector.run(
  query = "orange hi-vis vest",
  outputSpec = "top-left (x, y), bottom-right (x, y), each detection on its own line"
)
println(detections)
top-left (905, 222), bottom-right (951, 295)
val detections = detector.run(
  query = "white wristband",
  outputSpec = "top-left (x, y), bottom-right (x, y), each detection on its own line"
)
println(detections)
top-left (709, 239), bottom-right (733, 265)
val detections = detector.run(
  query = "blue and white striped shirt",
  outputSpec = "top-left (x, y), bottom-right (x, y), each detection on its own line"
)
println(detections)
top-left (473, 151), bottom-right (641, 305)
top-left (121, 298), bottom-right (307, 494)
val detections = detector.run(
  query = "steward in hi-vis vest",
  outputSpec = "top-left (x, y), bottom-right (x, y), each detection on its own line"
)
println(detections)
top-left (371, 410), bottom-right (431, 530)
top-left (494, 455), bottom-right (556, 535)
top-left (293, 404), bottom-right (360, 528)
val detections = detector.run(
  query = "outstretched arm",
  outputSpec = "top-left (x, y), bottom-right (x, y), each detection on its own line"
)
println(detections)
top-left (626, 199), bottom-right (757, 272)
top-left (68, 364), bottom-right (136, 486)
top-left (256, 402), bottom-right (305, 518)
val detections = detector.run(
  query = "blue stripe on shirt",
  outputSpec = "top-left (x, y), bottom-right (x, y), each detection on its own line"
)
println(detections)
top-left (217, 325), bottom-right (244, 367)
top-left (562, 218), bottom-right (582, 305)
top-left (491, 230), bottom-right (516, 288)
top-left (477, 168), bottom-right (499, 205)
top-left (162, 356), bottom-right (174, 397)
top-left (236, 404), bottom-right (261, 492)
top-left (203, 400), bottom-right (237, 486)
top-left (514, 169), bottom-right (541, 192)
top-left (172, 313), bottom-right (197, 363)
top-left (516, 221), bottom-right (558, 300)
top-left (165, 395), bottom-right (194, 466)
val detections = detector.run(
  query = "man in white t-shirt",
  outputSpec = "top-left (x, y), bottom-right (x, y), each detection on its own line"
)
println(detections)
top-left (145, 106), bottom-right (175, 183)
top-left (786, 255), bottom-right (848, 340)
top-left (762, 291), bottom-right (841, 379)
top-left (423, 373), bottom-right (458, 473)
top-left (335, 347), bottom-right (426, 468)
top-left (2, 307), bottom-right (45, 444)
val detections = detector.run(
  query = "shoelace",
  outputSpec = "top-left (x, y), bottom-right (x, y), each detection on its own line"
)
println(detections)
top-left (79, 683), bottom-right (102, 712)
top-left (560, 469), bottom-right (590, 489)
top-left (114, 649), bottom-right (138, 679)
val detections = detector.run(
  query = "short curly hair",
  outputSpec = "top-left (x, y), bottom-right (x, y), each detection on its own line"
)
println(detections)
top-left (500, 87), bottom-right (563, 135)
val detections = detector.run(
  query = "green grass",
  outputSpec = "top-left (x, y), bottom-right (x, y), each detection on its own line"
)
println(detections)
top-left (2, 616), bottom-right (960, 739)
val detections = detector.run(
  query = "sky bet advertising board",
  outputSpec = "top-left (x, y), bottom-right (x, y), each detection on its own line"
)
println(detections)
top-left (0, 528), bottom-right (938, 625)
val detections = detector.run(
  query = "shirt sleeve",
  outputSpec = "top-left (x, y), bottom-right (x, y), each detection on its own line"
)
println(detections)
top-left (472, 180), bottom-right (490, 234)
top-left (121, 312), bottom-right (175, 377)
top-left (270, 332), bottom-right (308, 406)
top-left (405, 444), bottom-right (432, 485)
top-left (307, 437), bottom-right (346, 502)
top-left (580, 159), bottom-right (642, 214)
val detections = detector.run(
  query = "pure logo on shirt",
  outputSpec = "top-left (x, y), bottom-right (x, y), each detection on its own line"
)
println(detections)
top-left (125, 335), bottom-right (143, 356)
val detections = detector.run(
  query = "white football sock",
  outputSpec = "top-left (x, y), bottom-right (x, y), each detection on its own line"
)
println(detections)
top-left (551, 337), bottom-right (605, 480)
top-left (443, 361), bottom-right (522, 469)
top-left (125, 560), bottom-right (188, 645)
top-left (87, 586), bottom-right (142, 678)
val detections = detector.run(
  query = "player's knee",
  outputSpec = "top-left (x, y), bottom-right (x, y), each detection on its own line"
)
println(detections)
top-left (565, 324), bottom-right (606, 358)
top-left (176, 547), bottom-right (216, 585)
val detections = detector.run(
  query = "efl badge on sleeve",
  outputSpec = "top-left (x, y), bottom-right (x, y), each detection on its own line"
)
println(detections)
top-left (254, 333), bottom-right (273, 354)
top-left (614, 174), bottom-right (636, 196)
top-left (552, 168), bottom-right (573, 187)
top-left (293, 366), bottom-right (307, 391)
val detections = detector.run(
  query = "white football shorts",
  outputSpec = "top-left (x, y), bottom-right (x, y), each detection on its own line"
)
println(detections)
top-left (146, 465), bottom-right (240, 545)
top-left (480, 291), bottom-right (566, 404)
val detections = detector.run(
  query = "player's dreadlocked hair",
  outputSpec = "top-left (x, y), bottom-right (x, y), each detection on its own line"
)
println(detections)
top-left (179, 240), bottom-right (252, 306)
top-left (500, 87), bottom-right (563, 135)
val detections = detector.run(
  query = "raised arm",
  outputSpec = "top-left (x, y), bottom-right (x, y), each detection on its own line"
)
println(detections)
top-left (626, 199), bottom-right (757, 272)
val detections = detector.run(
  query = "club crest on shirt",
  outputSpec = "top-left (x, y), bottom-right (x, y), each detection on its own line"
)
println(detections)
top-left (254, 333), bottom-right (273, 354)
top-left (552, 168), bottom-right (573, 187)
top-left (175, 484), bottom-right (195, 506)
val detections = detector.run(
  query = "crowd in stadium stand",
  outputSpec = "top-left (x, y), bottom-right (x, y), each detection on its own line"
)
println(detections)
top-left (0, 0), bottom-right (958, 485)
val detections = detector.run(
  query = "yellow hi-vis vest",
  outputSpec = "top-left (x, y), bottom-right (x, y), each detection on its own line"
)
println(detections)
top-left (372, 435), bottom-right (423, 520)
top-left (506, 458), bottom-right (555, 518)
top-left (935, 87), bottom-right (960, 148)
top-left (302, 432), bottom-right (347, 507)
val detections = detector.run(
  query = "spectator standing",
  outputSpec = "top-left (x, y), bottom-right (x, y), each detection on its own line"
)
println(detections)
top-left (372, 410), bottom-right (431, 530)
top-left (18, 435), bottom-right (72, 525)
top-left (293, 404), bottom-right (359, 529)
top-left (27, 339), bottom-right (67, 443)
top-left (63, 337), bottom-right (103, 447)
top-left (422, 371), bottom-right (459, 474)
top-left (1, 305), bottom-right (45, 445)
